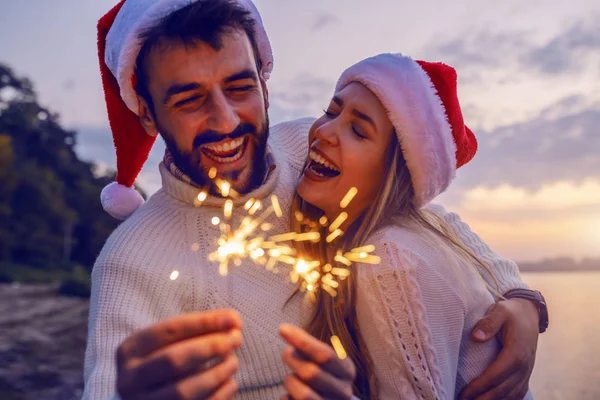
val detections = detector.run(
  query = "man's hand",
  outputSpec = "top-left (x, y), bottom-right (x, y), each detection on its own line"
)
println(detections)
top-left (116, 309), bottom-right (243, 400)
top-left (460, 298), bottom-right (539, 400)
top-left (279, 323), bottom-right (356, 400)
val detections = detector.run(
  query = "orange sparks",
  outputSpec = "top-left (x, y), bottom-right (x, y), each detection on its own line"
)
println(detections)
top-left (329, 212), bottom-right (348, 232)
top-left (271, 195), bottom-right (283, 217)
top-left (326, 229), bottom-right (343, 243)
top-left (331, 335), bottom-right (347, 360)
top-left (340, 187), bottom-right (358, 209)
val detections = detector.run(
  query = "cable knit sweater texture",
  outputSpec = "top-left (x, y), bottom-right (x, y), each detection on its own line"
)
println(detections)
top-left (83, 117), bottom-right (530, 399)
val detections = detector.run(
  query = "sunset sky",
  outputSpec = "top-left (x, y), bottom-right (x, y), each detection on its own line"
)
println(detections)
top-left (1, 0), bottom-right (599, 262)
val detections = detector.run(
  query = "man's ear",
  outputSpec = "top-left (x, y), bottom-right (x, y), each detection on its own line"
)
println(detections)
top-left (137, 96), bottom-right (159, 137)
top-left (259, 73), bottom-right (270, 110)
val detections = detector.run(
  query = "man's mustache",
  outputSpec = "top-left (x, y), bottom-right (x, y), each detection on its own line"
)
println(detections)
top-left (192, 123), bottom-right (257, 149)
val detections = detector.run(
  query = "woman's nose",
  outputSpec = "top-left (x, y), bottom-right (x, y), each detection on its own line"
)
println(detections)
top-left (314, 120), bottom-right (339, 146)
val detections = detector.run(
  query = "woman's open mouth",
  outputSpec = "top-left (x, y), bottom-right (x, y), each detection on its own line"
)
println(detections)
top-left (305, 149), bottom-right (341, 179)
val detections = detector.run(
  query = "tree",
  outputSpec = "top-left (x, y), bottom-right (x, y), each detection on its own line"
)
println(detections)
top-left (0, 64), bottom-right (142, 277)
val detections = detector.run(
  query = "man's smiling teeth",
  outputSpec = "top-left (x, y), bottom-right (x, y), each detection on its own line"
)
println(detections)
top-left (202, 137), bottom-right (246, 163)
top-left (203, 137), bottom-right (244, 153)
top-left (309, 150), bottom-right (340, 172)
top-left (204, 150), bottom-right (243, 163)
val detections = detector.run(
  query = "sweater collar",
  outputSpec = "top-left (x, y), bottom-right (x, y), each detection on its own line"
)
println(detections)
top-left (160, 147), bottom-right (280, 208)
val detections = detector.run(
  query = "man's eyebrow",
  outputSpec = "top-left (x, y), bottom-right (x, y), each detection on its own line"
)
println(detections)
top-left (224, 69), bottom-right (258, 84)
top-left (163, 82), bottom-right (203, 105)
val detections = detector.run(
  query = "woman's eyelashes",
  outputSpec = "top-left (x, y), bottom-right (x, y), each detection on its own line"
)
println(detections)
top-left (323, 108), bottom-right (368, 140)
top-left (323, 108), bottom-right (337, 118)
top-left (352, 126), bottom-right (367, 139)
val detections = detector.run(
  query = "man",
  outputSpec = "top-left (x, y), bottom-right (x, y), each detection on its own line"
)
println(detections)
top-left (85, 0), bottom-right (548, 399)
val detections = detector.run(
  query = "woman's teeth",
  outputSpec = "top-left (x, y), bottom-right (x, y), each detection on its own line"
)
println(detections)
top-left (311, 167), bottom-right (327, 178)
top-left (307, 150), bottom-right (341, 178)
top-left (309, 150), bottom-right (340, 172)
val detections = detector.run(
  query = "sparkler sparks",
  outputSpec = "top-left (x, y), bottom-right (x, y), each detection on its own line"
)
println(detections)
top-left (271, 195), bottom-right (283, 217)
top-left (206, 185), bottom-right (298, 277)
top-left (340, 187), bottom-right (358, 209)
top-left (202, 182), bottom-right (379, 298)
top-left (224, 200), bottom-right (233, 219)
top-left (220, 181), bottom-right (231, 197)
top-left (330, 335), bottom-right (347, 360)
top-left (326, 229), bottom-right (343, 243)
top-left (329, 212), bottom-right (348, 232)
top-left (199, 183), bottom-right (377, 358)
top-left (285, 187), bottom-right (381, 297)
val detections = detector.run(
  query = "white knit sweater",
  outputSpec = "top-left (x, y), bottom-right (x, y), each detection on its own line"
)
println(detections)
top-left (356, 225), bottom-right (534, 399)
top-left (83, 118), bottom-right (530, 399)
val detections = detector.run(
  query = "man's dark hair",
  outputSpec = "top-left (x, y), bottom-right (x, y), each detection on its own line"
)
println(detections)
top-left (135, 0), bottom-right (263, 113)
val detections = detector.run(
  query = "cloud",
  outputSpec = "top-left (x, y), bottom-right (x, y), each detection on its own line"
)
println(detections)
top-left (448, 207), bottom-right (600, 261)
top-left (452, 99), bottom-right (600, 192)
top-left (429, 30), bottom-right (528, 69)
top-left (461, 180), bottom-right (600, 217)
top-left (520, 19), bottom-right (600, 74)
top-left (272, 73), bottom-right (334, 105)
top-left (444, 178), bottom-right (600, 260)
top-left (311, 13), bottom-right (339, 32)
top-left (426, 16), bottom-right (600, 76)
top-left (269, 73), bottom-right (334, 123)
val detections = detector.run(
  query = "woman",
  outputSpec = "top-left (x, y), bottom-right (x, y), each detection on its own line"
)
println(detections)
top-left (278, 54), bottom-right (534, 399)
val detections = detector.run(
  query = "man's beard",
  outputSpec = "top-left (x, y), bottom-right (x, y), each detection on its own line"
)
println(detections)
top-left (159, 115), bottom-right (270, 196)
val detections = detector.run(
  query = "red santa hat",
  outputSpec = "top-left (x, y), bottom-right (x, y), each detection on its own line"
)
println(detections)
top-left (335, 53), bottom-right (477, 207)
top-left (97, 0), bottom-right (274, 219)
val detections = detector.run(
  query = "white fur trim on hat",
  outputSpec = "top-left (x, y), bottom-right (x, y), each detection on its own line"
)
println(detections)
top-left (105, 0), bottom-right (274, 114)
top-left (101, 182), bottom-right (145, 220)
top-left (335, 53), bottom-right (456, 207)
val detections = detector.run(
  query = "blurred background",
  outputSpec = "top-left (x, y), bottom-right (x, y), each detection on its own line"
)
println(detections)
top-left (0, 0), bottom-right (598, 399)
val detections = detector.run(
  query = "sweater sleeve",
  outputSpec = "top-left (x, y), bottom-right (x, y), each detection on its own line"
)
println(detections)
top-left (425, 203), bottom-right (529, 294)
top-left (82, 228), bottom-right (190, 399)
top-left (269, 117), bottom-right (315, 172)
top-left (355, 228), bottom-right (503, 399)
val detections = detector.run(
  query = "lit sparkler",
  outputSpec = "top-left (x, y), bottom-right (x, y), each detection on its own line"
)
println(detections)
top-left (202, 180), bottom-right (379, 298)
top-left (199, 181), bottom-right (377, 358)
top-left (280, 187), bottom-right (381, 298)
top-left (206, 176), bottom-right (300, 276)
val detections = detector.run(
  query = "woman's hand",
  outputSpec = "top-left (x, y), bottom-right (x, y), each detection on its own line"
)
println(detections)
top-left (279, 324), bottom-right (356, 400)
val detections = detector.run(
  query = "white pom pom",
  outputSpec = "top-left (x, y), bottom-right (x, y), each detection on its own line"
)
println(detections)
top-left (101, 182), bottom-right (145, 220)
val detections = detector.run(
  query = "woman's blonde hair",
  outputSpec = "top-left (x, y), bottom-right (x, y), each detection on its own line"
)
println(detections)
top-left (290, 134), bottom-right (501, 398)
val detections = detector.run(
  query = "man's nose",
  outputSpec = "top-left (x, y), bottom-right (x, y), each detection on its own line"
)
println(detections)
top-left (206, 89), bottom-right (240, 134)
